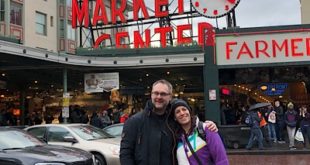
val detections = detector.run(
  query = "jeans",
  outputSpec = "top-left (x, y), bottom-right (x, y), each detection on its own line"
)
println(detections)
top-left (268, 123), bottom-right (277, 141)
top-left (276, 120), bottom-right (285, 141)
top-left (302, 126), bottom-right (310, 147)
top-left (287, 126), bottom-right (296, 148)
top-left (246, 128), bottom-right (264, 149)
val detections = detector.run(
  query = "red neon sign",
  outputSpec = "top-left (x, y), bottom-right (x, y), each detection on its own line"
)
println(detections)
top-left (72, 0), bottom-right (214, 48)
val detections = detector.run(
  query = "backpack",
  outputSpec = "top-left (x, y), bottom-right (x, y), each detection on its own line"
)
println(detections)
top-left (245, 113), bottom-right (253, 126)
top-left (197, 121), bottom-right (207, 142)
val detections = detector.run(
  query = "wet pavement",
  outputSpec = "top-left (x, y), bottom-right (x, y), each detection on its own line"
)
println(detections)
top-left (227, 141), bottom-right (310, 165)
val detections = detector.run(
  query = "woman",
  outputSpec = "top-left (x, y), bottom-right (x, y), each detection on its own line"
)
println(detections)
top-left (171, 99), bottom-right (229, 165)
top-left (300, 110), bottom-right (310, 148)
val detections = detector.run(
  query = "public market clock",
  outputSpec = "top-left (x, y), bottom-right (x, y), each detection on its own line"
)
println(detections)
top-left (191, 0), bottom-right (241, 18)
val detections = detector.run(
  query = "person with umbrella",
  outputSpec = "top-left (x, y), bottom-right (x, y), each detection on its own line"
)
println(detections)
top-left (245, 103), bottom-right (270, 150)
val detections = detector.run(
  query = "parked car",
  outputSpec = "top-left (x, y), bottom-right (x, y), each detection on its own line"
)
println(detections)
top-left (0, 128), bottom-right (94, 165)
top-left (1, 125), bottom-right (28, 130)
top-left (219, 125), bottom-right (251, 149)
top-left (25, 124), bottom-right (120, 165)
top-left (102, 123), bottom-right (124, 137)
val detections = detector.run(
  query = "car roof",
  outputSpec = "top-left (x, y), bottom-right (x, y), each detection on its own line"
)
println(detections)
top-left (0, 127), bottom-right (23, 131)
top-left (27, 123), bottom-right (88, 127)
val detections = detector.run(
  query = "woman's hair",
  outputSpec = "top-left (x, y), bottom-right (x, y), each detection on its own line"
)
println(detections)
top-left (170, 99), bottom-right (198, 136)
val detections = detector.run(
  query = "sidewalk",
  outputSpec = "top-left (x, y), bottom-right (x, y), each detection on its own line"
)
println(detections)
top-left (227, 140), bottom-right (310, 154)
top-left (227, 141), bottom-right (310, 165)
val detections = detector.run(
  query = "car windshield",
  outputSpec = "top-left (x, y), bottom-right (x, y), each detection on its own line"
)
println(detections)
top-left (0, 130), bottom-right (44, 150)
top-left (104, 124), bottom-right (123, 136)
top-left (70, 125), bottom-right (114, 140)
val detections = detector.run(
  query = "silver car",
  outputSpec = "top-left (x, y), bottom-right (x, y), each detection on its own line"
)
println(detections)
top-left (25, 124), bottom-right (120, 165)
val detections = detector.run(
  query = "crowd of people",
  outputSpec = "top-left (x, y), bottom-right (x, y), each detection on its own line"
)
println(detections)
top-left (0, 102), bottom-right (141, 129)
top-left (243, 101), bottom-right (310, 150)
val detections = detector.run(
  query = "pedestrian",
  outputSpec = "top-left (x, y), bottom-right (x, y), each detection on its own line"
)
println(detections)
top-left (90, 111), bottom-right (103, 129)
top-left (274, 100), bottom-right (285, 143)
top-left (300, 111), bottom-right (310, 148)
top-left (267, 106), bottom-right (277, 143)
top-left (246, 108), bottom-right (264, 150)
top-left (120, 79), bottom-right (217, 165)
top-left (285, 102), bottom-right (298, 150)
top-left (100, 110), bottom-right (111, 128)
top-left (170, 99), bottom-right (228, 165)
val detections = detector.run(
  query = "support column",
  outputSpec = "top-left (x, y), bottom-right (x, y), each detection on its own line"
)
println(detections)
top-left (63, 68), bottom-right (68, 123)
top-left (4, 0), bottom-right (10, 36)
top-left (20, 91), bottom-right (26, 125)
top-left (201, 24), bottom-right (221, 125)
top-left (203, 46), bottom-right (221, 125)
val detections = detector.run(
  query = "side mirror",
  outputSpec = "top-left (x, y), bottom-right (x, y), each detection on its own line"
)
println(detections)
top-left (63, 136), bottom-right (78, 143)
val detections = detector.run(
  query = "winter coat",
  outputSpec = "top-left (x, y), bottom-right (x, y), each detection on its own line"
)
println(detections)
top-left (274, 106), bottom-right (284, 122)
top-left (176, 119), bottom-right (228, 165)
top-left (284, 109), bottom-right (298, 127)
top-left (90, 113), bottom-right (103, 128)
top-left (120, 100), bottom-right (176, 165)
top-left (250, 111), bottom-right (261, 129)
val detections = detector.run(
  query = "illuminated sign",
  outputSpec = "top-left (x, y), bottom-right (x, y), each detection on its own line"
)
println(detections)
top-left (259, 83), bottom-right (288, 96)
top-left (71, 0), bottom-right (215, 48)
top-left (221, 88), bottom-right (230, 95)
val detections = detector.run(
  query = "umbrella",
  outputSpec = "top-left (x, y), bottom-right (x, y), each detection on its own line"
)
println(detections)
top-left (248, 102), bottom-right (271, 111)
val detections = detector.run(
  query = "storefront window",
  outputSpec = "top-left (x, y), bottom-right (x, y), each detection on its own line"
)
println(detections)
top-left (35, 12), bottom-right (47, 36)
top-left (10, 2), bottom-right (22, 25)
top-left (0, 0), bottom-right (5, 22)
top-left (219, 66), bottom-right (310, 126)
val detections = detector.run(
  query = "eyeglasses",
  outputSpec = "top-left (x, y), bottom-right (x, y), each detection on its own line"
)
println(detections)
top-left (151, 91), bottom-right (170, 97)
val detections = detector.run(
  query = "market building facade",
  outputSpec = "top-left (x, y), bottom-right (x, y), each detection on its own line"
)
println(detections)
top-left (0, 0), bottom-right (309, 126)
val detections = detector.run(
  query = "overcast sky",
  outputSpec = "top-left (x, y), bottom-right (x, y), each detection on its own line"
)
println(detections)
top-left (138, 0), bottom-right (301, 28)
top-left (233, 0), bottom-right (301, 27)
top-left (126, 0), bottom-right (301, 45)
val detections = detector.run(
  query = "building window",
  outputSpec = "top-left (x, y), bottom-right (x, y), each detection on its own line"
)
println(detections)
top-left (36, 12), bottom-right (47, 35)
top-left (0, 0), bottom-right (4, 22)
top-left (59, 19), bottom-right (64, 37)
top-left (67, 21), bottom-right (75, 40)
top-left (10, 2), bottom-right (22, 25)
top-left (59, 0), bottom-right (65, 5)
top-left (50, 16), bottom-right (53, 27)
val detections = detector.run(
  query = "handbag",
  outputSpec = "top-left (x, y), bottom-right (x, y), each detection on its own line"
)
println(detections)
top-left (295, 128), bottom-right (304, 142)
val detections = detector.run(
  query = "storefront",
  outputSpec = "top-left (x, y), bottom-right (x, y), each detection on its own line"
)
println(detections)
top-left (1, 24), bottom-right (310, 126)
top-left (215, 24), bottom-right (310, 125)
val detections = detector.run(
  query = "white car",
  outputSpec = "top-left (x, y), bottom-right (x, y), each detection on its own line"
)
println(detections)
top-left (25, 124), bottom-right (120, 165)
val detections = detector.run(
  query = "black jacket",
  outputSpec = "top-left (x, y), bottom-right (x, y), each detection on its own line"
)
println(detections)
top-left (120, 100), bottom-right (177, 165)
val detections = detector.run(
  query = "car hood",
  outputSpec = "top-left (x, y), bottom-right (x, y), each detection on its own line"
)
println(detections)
top-left (92, 137), bottom-right (121, 145)
top-left (4, 145), bottom-right (92, 163)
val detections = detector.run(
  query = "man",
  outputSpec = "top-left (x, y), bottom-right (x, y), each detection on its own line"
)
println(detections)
top-left (246, 108), bottom-right (264, 150)
top-left (120, 79), bottom-right (218, 165)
